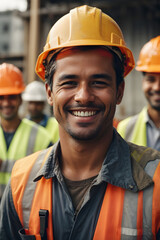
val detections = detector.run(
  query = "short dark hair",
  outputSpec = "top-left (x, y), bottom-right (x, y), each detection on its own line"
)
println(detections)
top-left (44, 46), bottom-right (124, 90)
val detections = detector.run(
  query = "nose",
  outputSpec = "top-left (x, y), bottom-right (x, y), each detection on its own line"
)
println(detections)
top-left (74, 82), bottom-right (95, 104)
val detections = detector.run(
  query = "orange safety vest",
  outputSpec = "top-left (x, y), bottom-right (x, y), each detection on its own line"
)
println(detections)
top-left (11, 146), bottom-right (160, 240)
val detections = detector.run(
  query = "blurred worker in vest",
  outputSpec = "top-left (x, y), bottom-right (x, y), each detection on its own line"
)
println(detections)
top-left (0, 63), bottom-right (53, 200)
top-left (1, 6), bottom-right (160, 240)
top-left (22, 80), bottom-right (59, 143)
top-left (117, 36), bottom-right (160, 150)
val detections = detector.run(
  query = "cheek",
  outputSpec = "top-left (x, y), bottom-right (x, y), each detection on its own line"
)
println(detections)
top-left (142, 83), bottom-right (150, 94)
top-left (102, 89), bottom-right (117, 102)
top-left (53, 89), bottom-right (75, 106)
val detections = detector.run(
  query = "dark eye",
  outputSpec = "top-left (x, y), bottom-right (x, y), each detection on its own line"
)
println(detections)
top-left (92, 81), bottom-right (108, 87)
top-left (145, 76), bottom-right (155, 83)
top-left (61, 81), bottom-right (77, 87)
top-left (9, 95), bottom-right (18, 100)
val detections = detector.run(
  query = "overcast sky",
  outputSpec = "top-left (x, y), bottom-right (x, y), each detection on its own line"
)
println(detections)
top-left (0, 0), bottom-right (27, 12)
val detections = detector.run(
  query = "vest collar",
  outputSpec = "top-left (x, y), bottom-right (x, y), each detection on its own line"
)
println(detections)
top-left (34, 130), bottom-right (153, 192)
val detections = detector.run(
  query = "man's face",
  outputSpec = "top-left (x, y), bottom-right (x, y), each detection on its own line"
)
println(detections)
top-left (46, 49), bottom-right (124, 141)
top-left (27, 101), bottom-right (45, 119)
top-left (142, 73), bottom-right (160, 111)
top-left (0, 94), bottom-right (22, 120)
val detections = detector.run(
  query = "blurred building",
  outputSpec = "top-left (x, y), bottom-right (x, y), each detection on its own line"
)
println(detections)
top-left (0, 0), bottom-right (160, 119)
top-left (0, 11), bottom-right (25, 72)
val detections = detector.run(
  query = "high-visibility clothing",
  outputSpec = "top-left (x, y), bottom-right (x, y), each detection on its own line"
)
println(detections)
top-left (0, 118), bottom-right (52, 199)
top-left (11, 142), bottom-right (160, 239)
top-left (117, 107), bottom-right (147, 146)
top-left (45, 117), bottom-right (59, 143)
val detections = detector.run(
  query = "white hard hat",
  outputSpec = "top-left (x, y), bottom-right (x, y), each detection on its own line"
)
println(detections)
top-left (22, 81), bottom-right (47, 102)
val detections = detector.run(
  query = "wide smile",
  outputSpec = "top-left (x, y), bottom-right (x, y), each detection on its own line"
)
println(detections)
top-left (150, 94), bottom-right (160, 102)
top-left (72, 110), bottom-right (97, 117)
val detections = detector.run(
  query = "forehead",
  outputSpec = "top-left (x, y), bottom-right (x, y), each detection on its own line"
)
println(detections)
top-left (56, 47), bottom-right (113, 60)
top-left (55, 48), bottom-right (114, 73)
top-left (144, 72), bottom-right (160, 76)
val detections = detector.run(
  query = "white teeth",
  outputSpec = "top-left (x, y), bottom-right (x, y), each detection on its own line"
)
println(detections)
top-left (72, 111), bottom-right (96, 117)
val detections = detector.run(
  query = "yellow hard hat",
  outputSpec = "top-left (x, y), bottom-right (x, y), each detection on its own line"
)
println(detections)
top-left (136, 36), bottom-right (160, 72)
top-left (35, 5), bottom-right (135, 80)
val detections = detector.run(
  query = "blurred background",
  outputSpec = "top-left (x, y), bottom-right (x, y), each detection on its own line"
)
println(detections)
top-left (0, 0), bottom-right (160, 119)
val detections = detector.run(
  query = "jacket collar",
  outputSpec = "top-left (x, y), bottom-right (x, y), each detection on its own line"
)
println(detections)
top-left (34, 130), bottom-right (153, 192)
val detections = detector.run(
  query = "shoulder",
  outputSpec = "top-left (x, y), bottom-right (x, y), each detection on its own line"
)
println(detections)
top-left (128, 142), bottom-right (160, 165)
top-left (117, 116), bottom-right (133, 128)
top-left (47, 117), bottom-right (58, 125)
top-left (117, 107), bottom-right (147, 130)
top-left (11, 146), bottom-right (54, 186)
top-left (117, 116), bottom-right (134, 136)
top-left (22, 118), bottom-right (52, 137)
top-left (11, 150), bottom-right (43, 178)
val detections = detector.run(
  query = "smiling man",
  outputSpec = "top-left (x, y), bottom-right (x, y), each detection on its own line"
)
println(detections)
top-left (118, 36), bottom-right (160, 150)
top-left (0, 63), bottom-right (53, 201)
top-left (1, 6), bottom-right (160, 240)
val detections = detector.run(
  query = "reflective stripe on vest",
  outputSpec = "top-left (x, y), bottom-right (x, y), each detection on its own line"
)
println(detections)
top-left (117, 107), bottom-right (147, 146)
top-left (93, 159), bottom-right (160, 240)
top-left (11, 147), bottom-right (53, 240)
top-left (11, 147), bottom-right (160, 239)
top-left (26, 123), bottom-right (39, 155)
top-left (0, 122), bottom-right (39, 198)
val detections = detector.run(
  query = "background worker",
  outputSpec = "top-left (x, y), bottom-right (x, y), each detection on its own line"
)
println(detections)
top-left (22, 80), bottom-right (59, 143)
top-left (117, 36), bottom-right (160, 150)
top-left (0, 63), bottom-right (53, 200)
top-left (1, 6), bottom-right (160, 240)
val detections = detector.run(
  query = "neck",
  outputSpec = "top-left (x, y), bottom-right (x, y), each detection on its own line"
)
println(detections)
top-left (148, 106), bottom-right (160, 128)
top-left (59, 127), bottom-right (113, 181)
top-left (0, 116), bottom-right (21, 132)
top-left (30, 114), bottom-right (44, 124)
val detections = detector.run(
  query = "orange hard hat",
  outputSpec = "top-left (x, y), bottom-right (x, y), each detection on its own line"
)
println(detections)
top-left (136, 36), bottom-right (160, 72)
top-left (35, 5), bottom-right (135, 80)
top-left (0, 63), bottom-right (25, 96)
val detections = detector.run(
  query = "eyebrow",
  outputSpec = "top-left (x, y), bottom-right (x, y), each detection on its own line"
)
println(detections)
top-left (91, 73), bottom-right (112, 81)
top-left (57, 73), bottom-right (112, 82)
top-left (58, 74), bottom-right (78, 81)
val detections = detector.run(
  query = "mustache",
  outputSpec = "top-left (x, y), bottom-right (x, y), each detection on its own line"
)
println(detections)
top-left (149, 91), bottom-right (160, 95)
top-left (0, 106), bottom-right (14, 110)
top-left (64, 103), bottom-right (105, 111)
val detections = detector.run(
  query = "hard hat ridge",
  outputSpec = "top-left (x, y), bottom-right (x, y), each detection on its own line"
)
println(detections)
top-left (35, 5), bottom-right (135, 80)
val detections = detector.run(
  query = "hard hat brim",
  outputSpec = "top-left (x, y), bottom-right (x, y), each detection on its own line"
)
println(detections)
top-left (35, 43), bottom-right (135, 80)
top-left (0, 87), bottom-right (25, 96)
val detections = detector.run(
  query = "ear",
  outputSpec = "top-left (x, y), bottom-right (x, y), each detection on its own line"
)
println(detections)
top-left (116, 81), bottom-right (125, 105)
top-left (45, 83), bottom-right (53, 106)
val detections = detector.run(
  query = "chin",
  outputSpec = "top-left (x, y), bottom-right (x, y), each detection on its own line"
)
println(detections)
top-left (68, 130), bottom-right (98, 141)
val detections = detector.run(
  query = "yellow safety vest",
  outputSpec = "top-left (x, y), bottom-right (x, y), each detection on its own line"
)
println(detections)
top-left (45, 117), bottom-right (59, 143)
top-left (0, 118), bottom-right (52, 198)
top-left (117, 107), bottom-right (147, 146)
